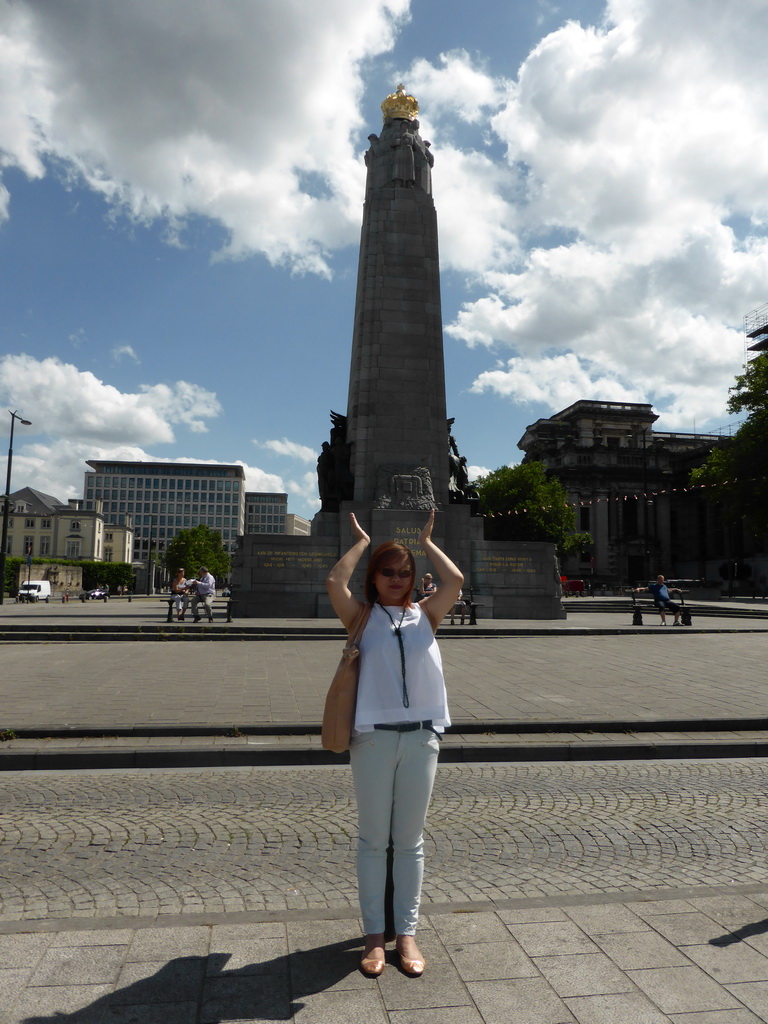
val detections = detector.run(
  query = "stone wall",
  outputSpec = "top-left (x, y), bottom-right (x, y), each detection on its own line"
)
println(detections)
top-left (232, 534), bottom-right (340, 617)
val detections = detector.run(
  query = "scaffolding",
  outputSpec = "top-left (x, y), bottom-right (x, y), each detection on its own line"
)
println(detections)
top-left (744, 301), bottom-right (768, 360)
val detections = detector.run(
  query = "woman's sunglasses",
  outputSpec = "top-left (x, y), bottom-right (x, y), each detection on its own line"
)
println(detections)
top-left (378, 567), bottom-right (413, 578)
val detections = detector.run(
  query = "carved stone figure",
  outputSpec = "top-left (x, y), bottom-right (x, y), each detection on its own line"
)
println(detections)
top-left (364, 114), bottom-right (434, 196)
top-left (392, 127), bottom-right (416, 187)
top-left (318, 412), bottom-right (354, 510)
top-left (317, 442), bottom-right (335, 506)
top-left (373, 465), bottom-right (435, 510)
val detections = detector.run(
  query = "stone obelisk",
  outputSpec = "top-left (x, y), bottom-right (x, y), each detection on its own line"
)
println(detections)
top-left (235, 86), bottom-right (564, 620)
top-left (345, 84), bottom-right (448, 509)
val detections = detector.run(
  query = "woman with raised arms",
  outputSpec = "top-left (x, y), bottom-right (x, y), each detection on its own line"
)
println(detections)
top-left (325, 509), bottom-right (463, 977)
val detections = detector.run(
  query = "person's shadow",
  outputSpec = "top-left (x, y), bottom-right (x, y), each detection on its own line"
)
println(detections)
top-left (710, 918), bottom-right (768, 947)
top-left (21, 936), bottom-right (363, 1022)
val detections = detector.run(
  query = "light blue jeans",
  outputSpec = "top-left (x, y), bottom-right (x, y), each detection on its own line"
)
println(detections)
top-left (349, 727), bottom-right (440, 936)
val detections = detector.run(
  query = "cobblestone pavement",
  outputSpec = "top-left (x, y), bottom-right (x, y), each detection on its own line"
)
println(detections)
top-left (2, 632), bottom-right (768, 731)
top-left (3, 759), bottom-right (768, 924)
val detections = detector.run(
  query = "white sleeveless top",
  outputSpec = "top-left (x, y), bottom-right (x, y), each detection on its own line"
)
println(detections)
top-left (354, 603), bottom-right (451, 732)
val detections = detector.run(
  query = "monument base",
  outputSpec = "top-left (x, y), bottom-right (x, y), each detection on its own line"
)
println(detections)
top-left (232, 503), bottom-right (564, 620)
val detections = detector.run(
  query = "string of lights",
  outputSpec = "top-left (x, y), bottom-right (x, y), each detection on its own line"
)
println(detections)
top-left (480, 478), bottom-right (753, 518)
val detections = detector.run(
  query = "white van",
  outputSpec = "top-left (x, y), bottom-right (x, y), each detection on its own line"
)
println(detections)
top-left (18, 581), bottom-right (52, 603)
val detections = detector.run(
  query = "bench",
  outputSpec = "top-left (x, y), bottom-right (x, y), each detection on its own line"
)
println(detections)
top-left (628, 590), bottom-right (692, 626)
top-left (165, 597), bottom-right (233, 622)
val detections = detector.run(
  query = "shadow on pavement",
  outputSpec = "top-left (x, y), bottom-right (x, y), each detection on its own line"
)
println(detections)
top-left (710, 917), bottom-right (768, 946)
top-left (21, 937), bottom-right (363, 1022)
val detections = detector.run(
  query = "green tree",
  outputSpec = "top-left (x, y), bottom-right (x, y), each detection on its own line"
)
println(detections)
top-left (691, 354), bottom-right (768, 534)
top-left (81, 562), bottom-right (135, 592)
top-left (474, 462), bottom-right (591, 555)
top-left (161, 524), bottom-right (230, 582)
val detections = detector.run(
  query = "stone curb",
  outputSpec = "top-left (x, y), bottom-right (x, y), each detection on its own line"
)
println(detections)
top-left (5, 730), bottom-right (768, 771)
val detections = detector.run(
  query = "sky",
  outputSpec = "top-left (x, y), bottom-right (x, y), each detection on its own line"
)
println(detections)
top-left (1, 0), bottom-right (767, 520)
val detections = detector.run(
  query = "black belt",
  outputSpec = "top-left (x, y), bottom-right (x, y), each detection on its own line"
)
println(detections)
top-left (374, 720), bottom-right (432, 731)
top-left (373, 720), bottom-right (441, 740)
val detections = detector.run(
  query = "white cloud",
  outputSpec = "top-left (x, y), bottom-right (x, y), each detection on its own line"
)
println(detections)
top-left (287, 471), bottom-right (322, 512)
top-left (256, 438), bottom-right (318, 463)
top-left (112, 344), bottom-right (140, 364)
top-left (0, 0), bottom-right (410, 271)
top-left (467, 463), bottom-right (491, 481)
top-left (408, 50), bottom-right (507, 126)
top-left (239, 464), bottom-right (286, 494)
top-left (0, 353), bottom-right (320, 513)
top-left (409, 1), bottom-right (768, 431)
top-left (0, 353), bottom-right (221, 443)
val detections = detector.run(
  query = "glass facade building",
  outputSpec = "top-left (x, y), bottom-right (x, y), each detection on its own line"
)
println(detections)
top-left (244, 492), bottom-right (288, 534)
top-left (83, 461), bottom-right (245, 561)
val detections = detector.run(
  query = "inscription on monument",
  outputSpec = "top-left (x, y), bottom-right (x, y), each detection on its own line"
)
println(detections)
top-left (475, 554), bottom-right (537, 575)
top-left (255, 549), bottom-right (336, 572)
top-left (393, 525), bottom-right (425, 555)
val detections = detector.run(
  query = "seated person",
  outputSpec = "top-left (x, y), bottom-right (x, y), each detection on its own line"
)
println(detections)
top-left (450, 588), bottom-right (466, 625)
top-left (636, 575), bottom-right (682, 625)
top-left (420, 573), bottom-right (436, 599)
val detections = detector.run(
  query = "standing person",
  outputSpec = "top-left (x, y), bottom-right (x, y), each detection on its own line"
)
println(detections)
top-left (191, 566), bottom-right (216, 622)
top-left (170, 567), bottom-right (189, 622)
top-left (635, 575), bottom-right (682, 625)
top-left (326, 510), bottom-right (463, 978)
top-left (420, 572), bottom-right (436, 598)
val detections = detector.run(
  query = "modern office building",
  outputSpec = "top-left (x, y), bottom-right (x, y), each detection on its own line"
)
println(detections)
top-left (244, 492), bottom-right (311, 536)
top-left (285, 514), bottom-right (311, 536)
top-left (245, 492), bottom-right (287, 534)
top-left (83, 460), bottom-right (245, 561)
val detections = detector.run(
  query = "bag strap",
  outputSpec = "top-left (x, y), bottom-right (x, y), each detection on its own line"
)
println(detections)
top-left (348, 602), bottom-right (372, 646)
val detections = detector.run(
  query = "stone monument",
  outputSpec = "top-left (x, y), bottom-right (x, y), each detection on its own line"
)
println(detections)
top-left (233, 86), bottom-right (564, 619)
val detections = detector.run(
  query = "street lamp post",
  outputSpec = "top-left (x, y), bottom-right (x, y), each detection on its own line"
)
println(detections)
top-left (0, 411), bottom-right (32, 605)
top-left (638, 426), bottom-right (656, 584)
top-left (147, 514), bottom-right (156, 596)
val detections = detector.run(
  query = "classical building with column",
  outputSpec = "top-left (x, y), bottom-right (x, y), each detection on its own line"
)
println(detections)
top-left (517, 400), bottom-right (763, 587)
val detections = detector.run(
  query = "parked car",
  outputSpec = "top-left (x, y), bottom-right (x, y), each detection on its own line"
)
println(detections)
top-left (85, 586), bottom-right (109, 600)
top-left (17, 581), bottom-right (52, 603)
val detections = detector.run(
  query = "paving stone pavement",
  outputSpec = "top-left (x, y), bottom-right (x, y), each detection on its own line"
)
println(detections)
top-left (4, 759), bottom-right (768, 922)
top-left (2, 631), bottom-right (768, 732)
top-left (6, 760), bottom-right (768, 1020)
top-left (5, 610), bottom-right (768, 1021)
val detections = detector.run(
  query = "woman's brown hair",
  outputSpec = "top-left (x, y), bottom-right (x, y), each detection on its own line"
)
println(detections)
top-left (364, 542), bottom-right (416, 608)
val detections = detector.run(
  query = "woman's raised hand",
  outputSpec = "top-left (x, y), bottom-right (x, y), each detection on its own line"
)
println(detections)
top-left (349, 512), bottom-right (371, 547)
top-left (418, 509), bottom-right (436, 547)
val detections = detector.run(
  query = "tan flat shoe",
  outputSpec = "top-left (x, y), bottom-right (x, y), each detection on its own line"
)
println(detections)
top-left (398, 953), bottom-right (425, 976)
top-left (360, 955), bottom-right (385, 976)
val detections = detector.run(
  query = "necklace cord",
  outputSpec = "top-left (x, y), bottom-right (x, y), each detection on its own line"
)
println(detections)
top-left (379, 604), bottom-right (409, 708)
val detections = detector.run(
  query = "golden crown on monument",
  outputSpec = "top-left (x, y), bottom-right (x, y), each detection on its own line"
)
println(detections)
top-left (381, 83), bottom-right (419, 121)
